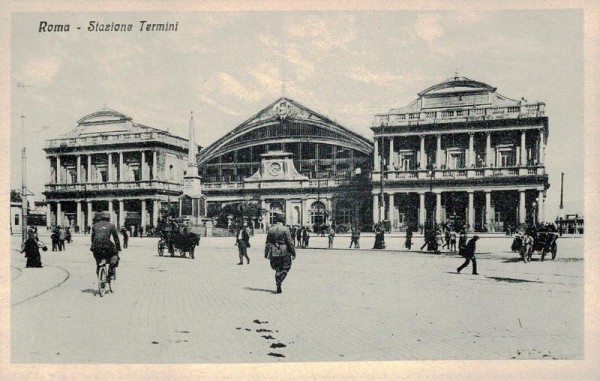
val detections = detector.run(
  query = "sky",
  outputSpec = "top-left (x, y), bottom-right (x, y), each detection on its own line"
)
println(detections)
top-left (9, 9), bottom-right (584, 220)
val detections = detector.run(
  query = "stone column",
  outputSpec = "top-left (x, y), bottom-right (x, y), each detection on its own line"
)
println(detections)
top-left (76, 201), bottom-right (82, 228)
top-left (87, 154), bottom-right (92, 182)
top-left (106, 152), bottom-right (112, 182)
top-left (373, 194), bottom-right (379, 224)
top-left (141, 199), bottom-right (147, 228)
top-left (76, 155), bottom-right (81, 183)
top-left (485, 191), bottom-right (492, 229)
top-left (374, 138), bottom-right (380, 172)
top-left (153, 151), bottom-right (158, 180)
top-left (119, 199), bottom-right (125, 228)
top-left (57, 201), bottom-right (62, 226)
top-left (87, 202), bottom-right (93, 229)
top-left (468, 132), bottom-right (474, 167)
top-left (141, 151), bottom-right (146, 180)
top-left (108, 200), bottom-right (114, 225)
top-left (46, 203), bottom-right (52, 229)
top-left (467, 191), bottom-right (474, 232)
top-left (389, 193), bottom-right (396, 230)
top-left (436, 134), bottom-right (442, 168)
top-left (420, 135), bottom-right (426, 170)
top-left (486, 132), bottom-right (492, 167)
top-left (56, 156), bottom-right (62, 184)
top-left (419, 192), bottom-right (426, 230)
top-left (389, 137), bottom-right (394, 169)
top-left (519, 190), bottom-right (526, 224)
top-left (538, 129), bottom-right (545, 165)
top-left (119, 152), bottom-right (124, 182)
top-left (153, 200), bottom-right (160, 227)
top-left (435, 191), bottom-right (442, 224)
top-left (520, 130), bottom-right (527, 166)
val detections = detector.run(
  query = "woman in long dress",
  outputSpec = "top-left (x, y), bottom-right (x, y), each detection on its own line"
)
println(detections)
top-left (22, 231), bottom-right (44, 268)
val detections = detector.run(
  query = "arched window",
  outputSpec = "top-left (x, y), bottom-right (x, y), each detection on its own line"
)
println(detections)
top-left (335, 200), bottom-right (353, 225)
top-left (269, 201), bottom-right (285, 225)
top-left (310, 201), bottom-right (326, 225)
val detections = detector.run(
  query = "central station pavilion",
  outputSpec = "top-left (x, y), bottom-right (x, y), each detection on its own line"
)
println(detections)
top-left (197, 98), bottom-right (374, 229)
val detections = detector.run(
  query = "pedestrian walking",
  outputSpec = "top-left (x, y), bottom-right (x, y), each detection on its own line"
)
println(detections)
top-left (373, 224), bottom-right (385, 249)
top-left (327, 225), bottom-right (335, 248)
top-left (302, 226), bottom-right (310, 247)
top-left (450, 230), bottom-right (457, 253)
top-left (442, 229), bottom-right (450, 250)
top-left (51, 228), bottom-right (59, 251)
top-left (404, 228), bottom-right (413, 250)
top-left (21, 230), bottom-right (46, 268)
top-left (139, 225), bottom-right (144, 238)
top-left (235, 221), bottom-right (251, 265)
top-left (296, 227), bottom-right (302, 247)
top-left (349, 226), bottom-right (361, 248)
top-left (290, 225), bottom-right (297, 247)
top-left (457, 235), bottom-right (479, 275)
top-left (458, 229), bottom-right (467, 250)
top-left (120, 226), bottom-right (129, 249)
top-left (58, 226), bottom-right (67, 251)
top-left (264, 212), bottom-right (296, 294)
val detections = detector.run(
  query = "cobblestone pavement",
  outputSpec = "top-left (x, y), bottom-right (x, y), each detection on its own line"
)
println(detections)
top-left (10, 233), bottom-right (583, 364)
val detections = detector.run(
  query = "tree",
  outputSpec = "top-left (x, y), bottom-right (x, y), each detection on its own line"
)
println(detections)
top-left (10, 189), bottom-right (22, 203)
top-left (331, 174), bottom-right (373, 230)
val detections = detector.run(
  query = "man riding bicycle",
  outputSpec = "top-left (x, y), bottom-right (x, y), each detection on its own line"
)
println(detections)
top-left (91, 211), bottom-right (121, 279)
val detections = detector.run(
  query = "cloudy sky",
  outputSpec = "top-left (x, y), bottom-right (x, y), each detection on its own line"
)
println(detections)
top-left (10, 9), bottom-right (583, 220)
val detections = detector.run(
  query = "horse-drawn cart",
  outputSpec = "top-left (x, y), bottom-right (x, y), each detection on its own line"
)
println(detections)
top-left (511, 231), bottom-right (558, 262)
top-left (157, 228), bottom-right (200, 259)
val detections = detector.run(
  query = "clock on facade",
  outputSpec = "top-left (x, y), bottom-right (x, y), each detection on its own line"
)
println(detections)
top-left (268, 162), bottom-right (282, 176)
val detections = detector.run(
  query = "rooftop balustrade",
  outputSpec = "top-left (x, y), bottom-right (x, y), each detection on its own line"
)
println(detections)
top-left (45, 180), bottom-right (183, 193)
top-left (373, 103), bottom-right (545, 128)
top-left (46, 131), bottom-right (188, 150)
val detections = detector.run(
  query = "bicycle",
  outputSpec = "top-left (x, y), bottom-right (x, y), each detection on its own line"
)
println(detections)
top-left (97, 259), bottom-right (115, 297)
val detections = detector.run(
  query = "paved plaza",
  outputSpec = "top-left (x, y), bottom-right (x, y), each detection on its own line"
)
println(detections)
top-left (10, 232), bottom-right (584, 364)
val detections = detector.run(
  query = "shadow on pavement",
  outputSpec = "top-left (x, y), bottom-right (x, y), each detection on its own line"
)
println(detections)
top-left (502, 258), bottom-right (524, 263)
top-left (81, 288), bottom-right (98, 296)
top-left (486, 276), bottom-right (543, 284)
top-left (244, 287), bottom-right (276, 294)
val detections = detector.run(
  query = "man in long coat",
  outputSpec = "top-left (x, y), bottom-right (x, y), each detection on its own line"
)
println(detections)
top-left (457, 235), bottom-right (479, 275)
top-left (264, 212), bottom-right (296, 294)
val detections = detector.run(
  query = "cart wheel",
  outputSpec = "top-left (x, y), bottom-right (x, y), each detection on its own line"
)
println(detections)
top-left (551, 243), bottom-right (557, 260)
top-left (158, 239), bottom-right (165, 256)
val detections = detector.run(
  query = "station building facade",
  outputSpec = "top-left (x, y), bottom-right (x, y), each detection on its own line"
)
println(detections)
top-left (43, 110), bottom-right (197, 232)
top-left (371, 76), bottom-right (550, 232)
top-left (197, 98), bottom-right (374, 230)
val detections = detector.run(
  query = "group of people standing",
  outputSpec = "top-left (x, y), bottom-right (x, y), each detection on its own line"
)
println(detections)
top-left (419, 226), bottom-right (465, 255)
top-left (50, 226), bottom-right (71, 251)
top-left (289, 225), bottom-right (311, 248)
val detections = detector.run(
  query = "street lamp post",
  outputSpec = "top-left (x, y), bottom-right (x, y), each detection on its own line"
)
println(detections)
top-left (21, 115), bottom-right (28, 243)
top-left (427, 163), bottom-right (435, 230)
top-left (379, 133), bottom-right (385, 224)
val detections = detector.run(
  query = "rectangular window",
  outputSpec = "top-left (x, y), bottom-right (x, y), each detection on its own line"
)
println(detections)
top-left (100, 169), bottom-right (108, 183)
top-left (15, 214), bottom-right (19, 226)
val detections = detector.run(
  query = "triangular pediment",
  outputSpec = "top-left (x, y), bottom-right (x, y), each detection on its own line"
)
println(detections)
top-left (241, 97), bottom-right (334, 127)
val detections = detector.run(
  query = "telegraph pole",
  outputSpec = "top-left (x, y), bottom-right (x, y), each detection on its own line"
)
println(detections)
top-left (379, 134), bottom-right (385, 224)
top-left (21, 115), bottom-right (28, 243)
top-left (559, 172), bottom-right (564, 213)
